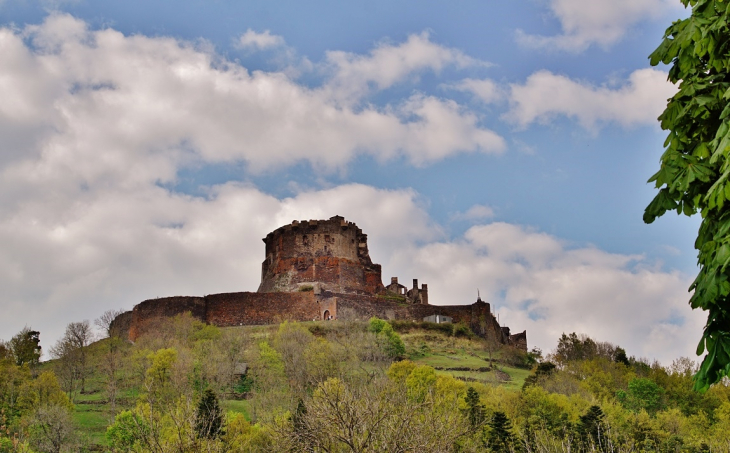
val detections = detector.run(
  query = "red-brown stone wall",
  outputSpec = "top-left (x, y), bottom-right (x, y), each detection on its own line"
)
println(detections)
top-left (130, 296), bottom-right (206, 340)
top-left (205, 292), bottom-right (320, 326)
top-left (123, 290), bottom-right (523, 350)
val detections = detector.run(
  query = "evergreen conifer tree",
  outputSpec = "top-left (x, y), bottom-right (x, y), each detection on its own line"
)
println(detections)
top-left (485, 411), bottom-right (514, 453)
top-left (463, 387), bottom-right (485, 429)
top-left (195, 389), bottom-right (222, 438)
top-left (578, 405), bottom-right (605, 451)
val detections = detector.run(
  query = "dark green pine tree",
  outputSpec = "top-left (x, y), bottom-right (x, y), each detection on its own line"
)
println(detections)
top-left (614, 347), bottom-right (630, 366)
top-left (578, 405), bottom-right (605, 451)
top-left (464, 387), bottom-right (485, 429)
top-left (485, 411), bottom-right (515, 453)
top-left (522, 361), bottom-right (556, 389)
top-left (195, 389), bottom-right (223, 438)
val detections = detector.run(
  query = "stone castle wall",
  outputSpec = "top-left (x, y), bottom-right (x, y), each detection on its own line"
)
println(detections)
top-left (205, 292), bottom-right (319, 326)
top-left (130, 296), bottom-right (206, 340)
top-left (126, 290), bottom-right (525, 350)
top-left (120, 216), bottom-right (526, 350)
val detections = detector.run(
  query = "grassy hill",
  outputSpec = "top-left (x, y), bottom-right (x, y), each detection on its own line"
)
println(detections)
top-left (58, 319), bottom-right (529, 448)
top-left (7, 316), bottom-right (730, 452)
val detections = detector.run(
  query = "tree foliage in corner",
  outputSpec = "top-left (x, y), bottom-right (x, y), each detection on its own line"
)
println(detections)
top-left (646, 0), bottom-right (730, 390)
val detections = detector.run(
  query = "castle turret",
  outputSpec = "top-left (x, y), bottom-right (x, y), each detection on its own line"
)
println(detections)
top-left (257, 216), bottom-right (385, 294)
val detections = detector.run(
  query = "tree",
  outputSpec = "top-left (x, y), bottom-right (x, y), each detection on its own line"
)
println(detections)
top-left (485, 411), bottom-right (515, 453)
top-left (8, 328), bottom-right (41, 368)
top-left (645, 0), bottom-right (730, 390)
top-left (50, 321), bottom-right (94, 399)
top-left (553, 333), bottom-right (597, 366)
top-left (617, 377), bottom-right (665, 415)
top-left (195, 389), bottom-right (222, 439)
top-left (27, 404), bottom-right (75, 453)
top-left (368, 317), bottom-right (405, 359)
top-left (463, 387), bottom-right (485, 430)
top-left (577, 405), bottom-right (606, 450)
top-left (95, 309), bottom-right (125, 338)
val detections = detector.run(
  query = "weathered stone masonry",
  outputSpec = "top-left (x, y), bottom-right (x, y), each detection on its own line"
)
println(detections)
top-left (119, 216), bottom-right (526, 350)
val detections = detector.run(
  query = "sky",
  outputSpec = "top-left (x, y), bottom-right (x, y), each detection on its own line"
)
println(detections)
top-left (0, 0), bottom-right (705, 364)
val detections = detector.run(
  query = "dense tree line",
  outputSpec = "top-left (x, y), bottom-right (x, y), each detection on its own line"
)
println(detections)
top-left (2, 316), bottom-right (730, 452)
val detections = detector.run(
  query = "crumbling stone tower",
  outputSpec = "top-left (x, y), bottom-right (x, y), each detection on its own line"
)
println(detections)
top-left (257, 215), bottom-right (385, 295)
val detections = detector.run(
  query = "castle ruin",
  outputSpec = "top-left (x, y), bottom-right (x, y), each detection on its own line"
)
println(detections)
top-left (114, 216), bottom-right (526, 349)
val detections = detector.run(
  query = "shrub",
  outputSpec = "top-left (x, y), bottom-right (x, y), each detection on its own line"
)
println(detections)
top-left (453, 323), bottom-right (473, 338)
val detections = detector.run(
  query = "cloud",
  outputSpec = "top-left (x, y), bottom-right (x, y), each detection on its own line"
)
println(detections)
top-left (237, 29), bottom-right (286, 50)
top-left (448, 78), bottom-right (503, 104)
top-left (452, 204), bottom-right (495, 221)
top-left (505, 68), bottom-right (676, 130)
top-left (322, 31), bottom-right (485, 104)
top-left (0, 14), bottom-right (504, 183)
top-left (517, 0), bottom-right (680, 52)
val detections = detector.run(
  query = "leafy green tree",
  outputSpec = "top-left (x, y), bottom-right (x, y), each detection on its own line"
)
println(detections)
top-left (617, 377), bottom-right (665, 415)
top-left (645, 0), bottom-right (730, 390)
top-left (8, 328), bottom-right (41, 368)
top-left (195, 389), bottom-right (222, 439)
top-left (368, 317), bottom-right (405, 358)
top-left (554, 333), bottom-right (597, 365)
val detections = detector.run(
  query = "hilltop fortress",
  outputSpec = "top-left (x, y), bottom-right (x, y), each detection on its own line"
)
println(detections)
top-left (114, 216), bottom-right (526, 349)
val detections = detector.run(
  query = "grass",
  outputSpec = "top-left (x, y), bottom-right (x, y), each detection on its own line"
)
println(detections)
top-left (499, 365), bottom-right (531, 390)
top-left (73, 401), bottom-right (111, 446)
top-left (402, 326), bottom-right (531, 389)
top-left (222, 399), bottom-right (252, 421)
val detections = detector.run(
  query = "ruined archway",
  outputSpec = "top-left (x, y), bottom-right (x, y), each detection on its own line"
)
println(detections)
top-left (323, 309), bottom-right (330, 320)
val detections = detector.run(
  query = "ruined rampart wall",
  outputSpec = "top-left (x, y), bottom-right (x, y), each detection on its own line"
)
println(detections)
top-left (125, 292), bottom-right (524, 350)
top-left (205, 291), bottom-right (319, 326)
top-left (333, 294), bottom-right (492, 336)
top-left (130, 296), bottom-right (206, 340)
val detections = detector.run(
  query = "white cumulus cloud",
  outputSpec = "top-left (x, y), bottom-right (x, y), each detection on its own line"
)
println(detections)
top-left (237, 29), bottom-right (286, 50)
top-left (448, 78), bottom-right (503, 104)
top-left (0, 14), bottom-right (504, 183)
top-left (322, 31), bottom-right (485, 104)
top-left (452, 204), bottom-right (496, 221)
top-left (517, 0), bottom-right (681, 52)
top-left (505, 68), bottom-right (676, 130)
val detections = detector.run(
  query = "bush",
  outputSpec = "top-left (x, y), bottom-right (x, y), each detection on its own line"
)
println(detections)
top-left (501, 346), bottom-right (529, 368)
top-left (369, 318), bottom-right (405, 359)
top-left (368, 318), bottom-right (388, 334)
top-left (452, 323), bottom-right (473, 338)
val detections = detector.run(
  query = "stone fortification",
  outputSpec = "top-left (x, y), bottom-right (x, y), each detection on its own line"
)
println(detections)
top-left (258, 215), bottom-right (384, 294)
top-left (118, 216), bottom-right (526, 350)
